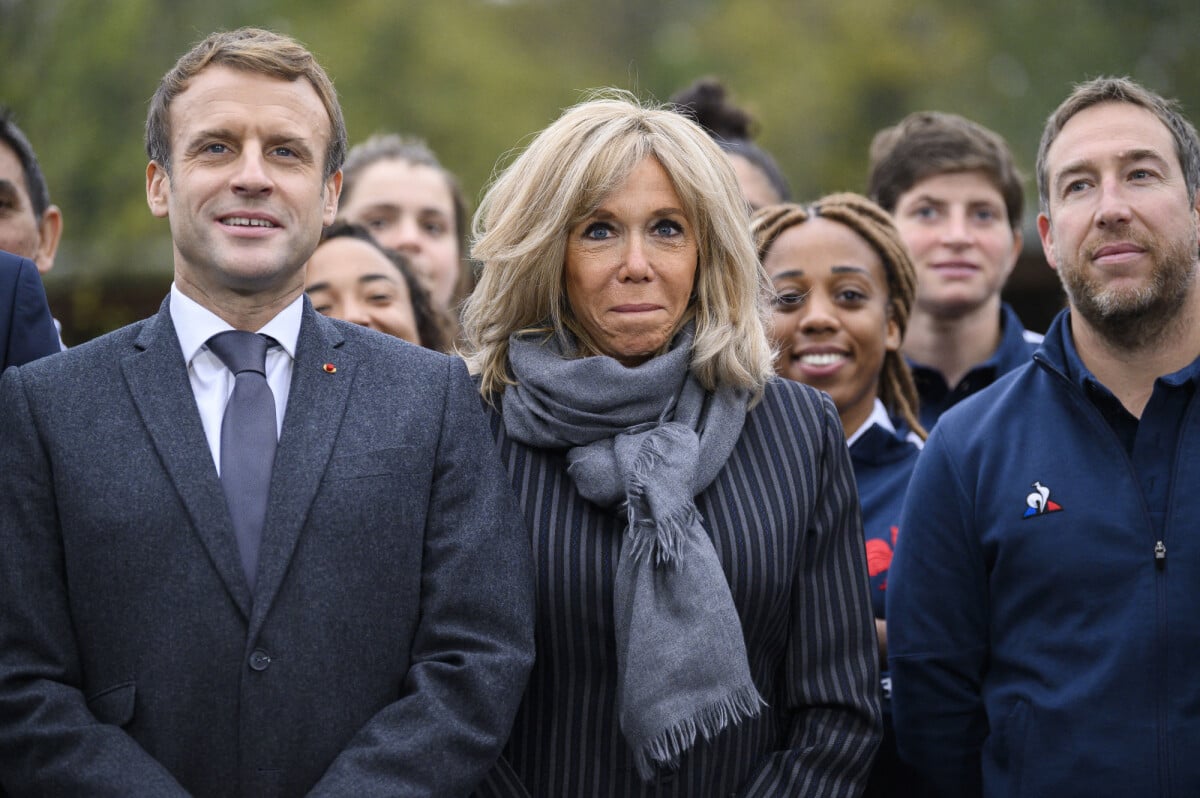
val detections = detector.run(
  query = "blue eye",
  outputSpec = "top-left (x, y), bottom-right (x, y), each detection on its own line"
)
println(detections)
top-left (583, 223), bottom-right (613, 240)
top-left (205, 143), bottom-right (229, 154)
top-left (653, 219), bottom-right (684, 237)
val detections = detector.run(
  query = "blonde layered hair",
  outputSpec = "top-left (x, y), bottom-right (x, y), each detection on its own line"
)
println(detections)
top-left (461, 92), bottom-right (774, 400)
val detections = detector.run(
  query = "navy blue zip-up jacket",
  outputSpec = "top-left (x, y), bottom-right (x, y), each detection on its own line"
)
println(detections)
top-left (888, 309), bottom-right (1200, 797)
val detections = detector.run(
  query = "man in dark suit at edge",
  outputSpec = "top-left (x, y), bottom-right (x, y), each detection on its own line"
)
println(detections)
top-left (0, 27), bottom-right (534, 797)
top-left (0, 249), bottom-right (58, 370)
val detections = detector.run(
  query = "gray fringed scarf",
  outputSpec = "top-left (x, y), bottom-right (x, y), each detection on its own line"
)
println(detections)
top-left (502, 326), bottom-right (764, 779)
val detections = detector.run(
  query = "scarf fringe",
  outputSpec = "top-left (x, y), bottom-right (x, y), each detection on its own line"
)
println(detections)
top-left (632, 683), bottom-right (766, 780)
top-left (624, 480), bottom-right (697, 567)
top-left (624, 424), bottom-right (699, 568)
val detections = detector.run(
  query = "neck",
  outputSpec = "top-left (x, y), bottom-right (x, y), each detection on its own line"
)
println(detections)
top-left (902, 296), bottom-right (1003, 388)
top-left (1070, 290), bottom-right (1200, 418)
top-left (175, 273), bottom-right (303, 332)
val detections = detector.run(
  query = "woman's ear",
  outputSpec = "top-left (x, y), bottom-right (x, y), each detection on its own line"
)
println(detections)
top-left (885, 304), bottom-right (902, 352)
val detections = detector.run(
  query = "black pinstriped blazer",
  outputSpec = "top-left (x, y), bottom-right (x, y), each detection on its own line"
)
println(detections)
top-left (478, 377), bottom-right (882, 798)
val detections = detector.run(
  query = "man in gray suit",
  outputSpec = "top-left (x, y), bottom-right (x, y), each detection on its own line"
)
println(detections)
top-left (0, 28), bottom-right (534, 797)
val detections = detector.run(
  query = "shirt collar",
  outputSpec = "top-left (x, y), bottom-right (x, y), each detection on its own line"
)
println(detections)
top-left (1057, 309), bottom-right (1200, 393)
top-left (846, 398), bottom-right (894, 448)
top-left (170, 283), bottom-right (303, 365)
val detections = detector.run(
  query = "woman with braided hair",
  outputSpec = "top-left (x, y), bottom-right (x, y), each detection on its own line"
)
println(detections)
top-left (752, 193), bottom-right (925, 798)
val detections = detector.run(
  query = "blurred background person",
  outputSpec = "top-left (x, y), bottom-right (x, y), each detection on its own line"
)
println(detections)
top-left (337, 134), bottom-right (473, 321)
top-left (671, 77), bottom-right (792, 211)
top-left (753, 194), bottom-right (924, 798)
top-left (305, 221), bottom-right (449, 352)
top-left (463, 93), bottom-right (880, 797)
top-left (867, 111), bottom-right (1041, 430)
top-left (1, 107), bottom-right (65, 348)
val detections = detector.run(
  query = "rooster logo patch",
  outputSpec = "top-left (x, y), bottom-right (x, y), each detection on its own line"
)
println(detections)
top-left (1022, 481), bottom-right (1063, 518)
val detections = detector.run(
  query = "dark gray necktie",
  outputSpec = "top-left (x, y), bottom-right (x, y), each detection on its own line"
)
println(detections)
top-left (207, 330), bottom-right (277, 592)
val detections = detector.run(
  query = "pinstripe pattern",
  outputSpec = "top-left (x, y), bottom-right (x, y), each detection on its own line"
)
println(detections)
top-left (478, 377), bottom-right (881, 797)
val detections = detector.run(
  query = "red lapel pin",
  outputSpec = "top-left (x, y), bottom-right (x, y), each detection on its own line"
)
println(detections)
top-left (322, 363), bottom-right (337, 374)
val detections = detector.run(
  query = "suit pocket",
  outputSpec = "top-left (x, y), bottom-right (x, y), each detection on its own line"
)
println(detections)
top-left (86, 681), bottom-right (135, 727)
top-left (324, 446), bottom-right (416, 481)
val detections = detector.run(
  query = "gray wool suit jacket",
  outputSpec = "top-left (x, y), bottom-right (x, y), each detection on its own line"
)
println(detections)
top-left (0, 298), bottom-right (535, 797)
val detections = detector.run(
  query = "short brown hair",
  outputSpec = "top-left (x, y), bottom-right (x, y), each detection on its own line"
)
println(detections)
top-left (867, 111), bottom-right (1023, 230)
top-left (145, 27), bottom-right (346, 179)
top-left (1036, 76), bottom-right (1200, 214)
top-left (751, 194), bottom-right (925, 440)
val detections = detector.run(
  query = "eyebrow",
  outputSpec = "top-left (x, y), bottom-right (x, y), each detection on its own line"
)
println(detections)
top-left (306, 271), bottom-right (402, 295)
top-left (0, 179), bottom-right (23, 204)
top-left (1055, 148), bottom-right (1170, 182)
top-left (587, 206), bottom-right (687, 219)
top-left (770, 265), bottom-right (870, 281)
top-left (356, 273), bottom-right (401, 286)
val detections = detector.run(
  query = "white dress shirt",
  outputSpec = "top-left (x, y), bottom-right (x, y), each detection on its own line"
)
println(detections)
top-left (845, 398), bottom-right (924, 449)
top-left (170, 284), bottom-right (302, 475)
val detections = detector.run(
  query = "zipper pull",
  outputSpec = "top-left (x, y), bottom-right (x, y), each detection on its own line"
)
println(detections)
top-left (1155, 540), bottom-right (1166, 569)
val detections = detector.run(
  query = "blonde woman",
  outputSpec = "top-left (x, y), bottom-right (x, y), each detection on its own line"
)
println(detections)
top-left (463, 94), bottom-right (880, 797)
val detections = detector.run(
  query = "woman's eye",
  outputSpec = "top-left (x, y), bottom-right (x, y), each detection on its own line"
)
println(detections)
top-left (837, 289), bottom-right (867, 303)
top-left (773, 291), bottom-right (807, 308)
top-left (583, 223), bottom-right (613, 240)
top-left (653, 220), bottom-right (683, 237)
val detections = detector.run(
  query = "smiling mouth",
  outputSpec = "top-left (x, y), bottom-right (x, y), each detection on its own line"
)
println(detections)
top-left (797, 352), bottom-right (847, 366)
top-left (221, 216), bottom-right (278, 228)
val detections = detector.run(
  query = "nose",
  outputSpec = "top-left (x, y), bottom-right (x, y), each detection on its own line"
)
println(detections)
top-left (232, 150), bottom-right (273, 197)
top-left (939, 209), bottom-right (974, 248)
top-left (799, 291), bottom-right (839, 334)
top-left (619, 237), bottom-right (652, 281)
top-left (340, 298), bottom-right (372, 329)
top-left (383, 217), bottom-right (424, 254)
top-left (1095, 177), bottom-right (1133, 229)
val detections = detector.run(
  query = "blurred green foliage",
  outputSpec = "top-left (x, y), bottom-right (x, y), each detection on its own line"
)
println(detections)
top-left (2, 0), bottom-right (1198, 341)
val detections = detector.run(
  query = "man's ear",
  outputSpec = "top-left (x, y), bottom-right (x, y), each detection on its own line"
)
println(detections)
top-left (1037, 213), bottom-right (1058, 270)
top-left (322, 169), bottom-right (342, 226)
top-left (33, 204), bottom-right (63, 275)
top-left (146, 161), bottom-right (170, 218)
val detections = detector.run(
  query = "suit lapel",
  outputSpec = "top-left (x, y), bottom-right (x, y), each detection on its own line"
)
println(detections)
top-left (249, 305), bottom-right (353, 635)
top-left (122, 300), bottom-right (253, 619)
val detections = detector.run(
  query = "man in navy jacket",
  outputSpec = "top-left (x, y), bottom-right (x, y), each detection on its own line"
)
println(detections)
top-left (888, 77), bottom-right (1200, 797)
top-left (0, 249), bottom-right (58, 370)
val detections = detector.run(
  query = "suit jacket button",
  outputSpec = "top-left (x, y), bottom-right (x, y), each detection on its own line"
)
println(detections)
top-left (249, 650), bottom-right (271, 671)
